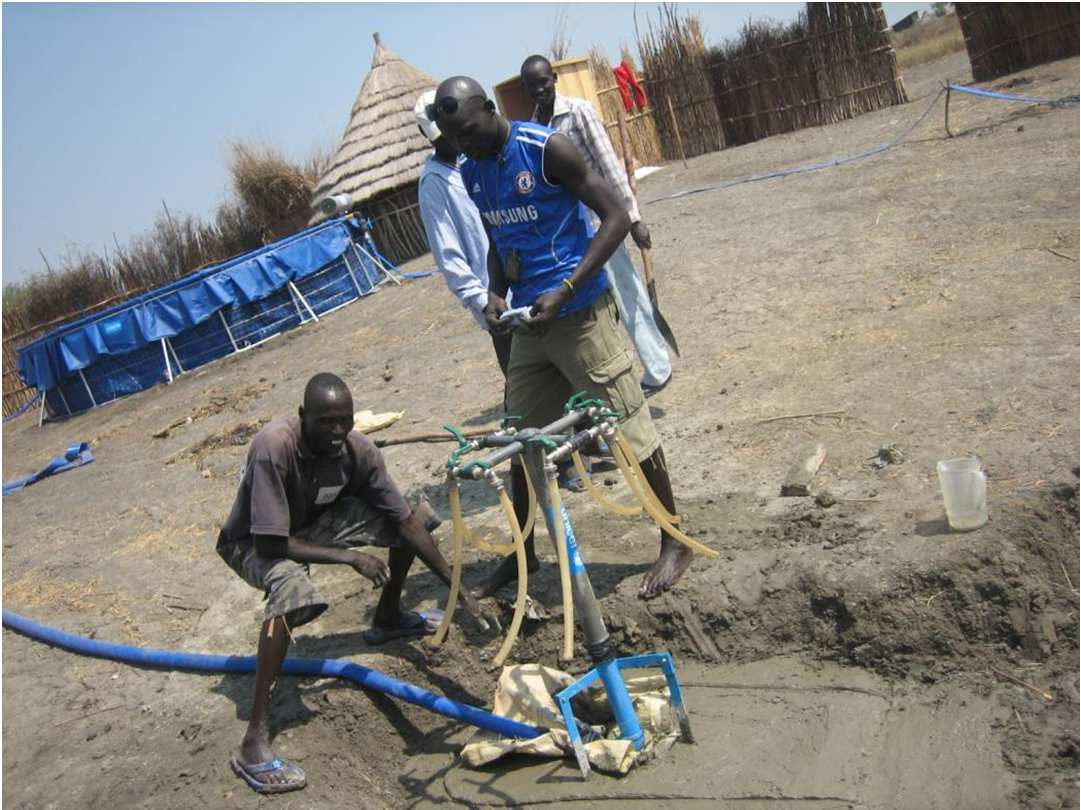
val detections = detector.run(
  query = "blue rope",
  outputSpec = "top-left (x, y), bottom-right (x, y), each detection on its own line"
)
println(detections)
top-left (2, 391), bottom-right (42, 423)
top-left (946, 82), bottom-right (1080, 108)
top-left (646, 87), bottom-right (947, 204)
top-left (646, 77), bottom-right (1079, 206)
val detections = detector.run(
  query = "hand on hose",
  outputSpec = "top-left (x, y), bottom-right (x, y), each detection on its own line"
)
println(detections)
top-left (484, 293), bottom-right (510, 334)
top-left (630, 220), bottom-right (652, 250)
top-left (462, 589), bottom-right (502, 634)
top-left (529, 284), bottom-right (572, 325)
top-left (350, 551), bottom-right (390, 588)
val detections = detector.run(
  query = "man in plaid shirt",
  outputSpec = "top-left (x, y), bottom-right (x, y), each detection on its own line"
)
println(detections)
top-left (522, 54), bottom-right (673, 395)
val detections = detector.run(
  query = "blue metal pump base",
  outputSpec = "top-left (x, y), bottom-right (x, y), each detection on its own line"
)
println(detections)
top-left (555, 651), bottom-right (694, 779)
top-left (521, 440), bottom-right (695, 779)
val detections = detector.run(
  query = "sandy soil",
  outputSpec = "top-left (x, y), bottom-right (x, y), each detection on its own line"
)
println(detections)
top-left (3, 52), bottom-right (1078, 809)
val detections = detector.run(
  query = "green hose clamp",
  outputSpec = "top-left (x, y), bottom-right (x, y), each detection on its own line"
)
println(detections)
top-left (527, 435), bottom-right (560, 451)
top-left (500, 415), bottom-right (522, 430)
top-left (564, 391), bottom-right (606, 413)
top-left (456, 459), bottom-right (492, 478)
top-left (444, 423), bottom-right (477, 471)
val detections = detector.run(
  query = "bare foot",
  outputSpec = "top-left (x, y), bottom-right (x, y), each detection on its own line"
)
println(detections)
top-left (639, 537), bottom-right (693, 599)
top-left (471, 553), bottom-right (540, 599)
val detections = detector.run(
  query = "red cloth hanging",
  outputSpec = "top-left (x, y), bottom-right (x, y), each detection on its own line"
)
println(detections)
top-left (612, 61), bottom-right (648, 113)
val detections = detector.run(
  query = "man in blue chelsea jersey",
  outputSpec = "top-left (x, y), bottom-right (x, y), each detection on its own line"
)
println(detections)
top-left (430, 76), bottom-right (693, 599)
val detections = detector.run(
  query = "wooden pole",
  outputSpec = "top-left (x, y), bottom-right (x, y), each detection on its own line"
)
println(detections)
top-left (615, 105), bottom-right (654, 287)
top-left (666, 96), bottom-right (688, 168)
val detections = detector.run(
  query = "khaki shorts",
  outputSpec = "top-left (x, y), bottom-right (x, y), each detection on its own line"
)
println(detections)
top-left (217, 493), bottom-right (437, 628)
top-left (507, 291), bottom-right (659, 462)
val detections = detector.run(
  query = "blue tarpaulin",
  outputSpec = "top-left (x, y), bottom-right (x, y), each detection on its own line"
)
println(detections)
top-left (16, 216), bottom-right (390, 417)
top-left (2, 442), bottom-right (94, 496)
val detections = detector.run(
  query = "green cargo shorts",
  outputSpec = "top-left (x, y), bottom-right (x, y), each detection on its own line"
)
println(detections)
top-left (217, 492), bottom-right (438, 629)
top-left (507, 290), bottom-right (660, 462)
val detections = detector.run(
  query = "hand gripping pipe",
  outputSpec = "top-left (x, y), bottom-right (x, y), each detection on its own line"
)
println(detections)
top-left (1, 609), bottom-right (541, 740)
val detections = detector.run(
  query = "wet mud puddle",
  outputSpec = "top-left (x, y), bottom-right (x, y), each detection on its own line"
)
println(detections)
top-left (403, 656), bottom-right (1014, 810)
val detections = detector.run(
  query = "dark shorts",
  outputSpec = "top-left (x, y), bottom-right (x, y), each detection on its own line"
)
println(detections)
top-left (217, 493), bottom-right (436, 629)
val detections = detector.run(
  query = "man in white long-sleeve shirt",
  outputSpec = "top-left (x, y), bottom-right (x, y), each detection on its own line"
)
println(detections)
top-left (414, 90), bottom-right (512, 377)
top-left (521, 55), bottom-right (672, 395)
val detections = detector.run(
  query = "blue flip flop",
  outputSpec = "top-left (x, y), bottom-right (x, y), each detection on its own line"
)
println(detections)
top-left (230, 755), bottom-right (306, 794)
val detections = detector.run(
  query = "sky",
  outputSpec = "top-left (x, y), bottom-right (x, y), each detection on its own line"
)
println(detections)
top-left (2, 2), bottom-right (932, 285)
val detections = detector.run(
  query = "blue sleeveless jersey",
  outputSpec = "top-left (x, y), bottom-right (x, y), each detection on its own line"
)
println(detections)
top-left (462, 121), bottom-right (607, 316)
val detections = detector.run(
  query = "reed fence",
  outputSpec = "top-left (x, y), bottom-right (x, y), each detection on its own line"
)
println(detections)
top-left (636, 3), bottom-right (908, 160)
top-left (955, 3), bottom-right (1080, 82)
top-left (637, 7), bottom-right (726, 160)
top-left (589, 49), bottom-right (665, 167)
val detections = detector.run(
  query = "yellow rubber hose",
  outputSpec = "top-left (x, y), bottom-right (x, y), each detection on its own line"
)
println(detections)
top-left (523, 471), bottom-right (538, 538)
top-left (462, 523), bottom-right (517, 555)
top-left (457, 470), bottom-right (537, 555)
top-left (610, 437), bottom-right (720, 558)
top-left (545, 475), bottom-right (576, 661)
top-left (612, 431), bottom-right (680, 525)
top-left (492, 486), bottom-right (530, 667)
top-left (572, 449), bottom-right (643, 517)
top-left (430, 479), bottom-right (466, 647)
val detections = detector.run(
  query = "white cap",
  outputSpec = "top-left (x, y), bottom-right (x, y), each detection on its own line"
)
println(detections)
top-left (414, 89), bottom-right (441, 143)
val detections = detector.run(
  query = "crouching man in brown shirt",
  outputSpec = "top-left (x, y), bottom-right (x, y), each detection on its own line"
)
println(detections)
top-left (216, 372), bottom-right (490, 794)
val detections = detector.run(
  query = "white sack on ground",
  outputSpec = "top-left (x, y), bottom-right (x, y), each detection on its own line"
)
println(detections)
top-left (460, 663), bottom-right (679, 774)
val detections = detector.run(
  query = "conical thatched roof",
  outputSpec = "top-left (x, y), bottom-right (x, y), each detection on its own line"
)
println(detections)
top-left (311, 33), bottom-right (436, 220)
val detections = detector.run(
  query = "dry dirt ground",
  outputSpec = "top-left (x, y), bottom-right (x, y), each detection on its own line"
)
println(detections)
top-left (3, 52), bottom-right (1078, 809)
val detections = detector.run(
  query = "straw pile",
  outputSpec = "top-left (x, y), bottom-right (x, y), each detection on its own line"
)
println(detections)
top-left (955, 3), bottom-right (1079, 81)
top-left (637, 6), bottom-right (725, 160)
top-left (310, 32), bottom-right (436, 263)
top-left (589, 47), bottom-right (664, 167)
top-left (706, 3), bottom-right (908, 148)
top-left (230, 142), bottom-right (326, 243)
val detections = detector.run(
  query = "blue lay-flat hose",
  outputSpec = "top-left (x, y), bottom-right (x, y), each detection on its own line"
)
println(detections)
top-left (2, 609), bottom-right (542, 740)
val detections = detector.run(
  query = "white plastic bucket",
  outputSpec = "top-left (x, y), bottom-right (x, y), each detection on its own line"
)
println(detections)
top-left (936, 457), bottom-right (988, 531)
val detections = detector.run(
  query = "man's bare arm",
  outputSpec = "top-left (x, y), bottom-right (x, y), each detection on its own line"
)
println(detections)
top-left (545, 132), bottom-right (630, 285)
top-left (483, 225), bottom-right (510, 331)
top-left (528, 133), bottom-right (630, 322)
top-left (254, 534), bottom-right (389, 586)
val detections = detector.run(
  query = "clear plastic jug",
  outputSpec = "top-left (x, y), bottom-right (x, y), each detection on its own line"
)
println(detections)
top-left (936, 457), bottom-right (988, 531)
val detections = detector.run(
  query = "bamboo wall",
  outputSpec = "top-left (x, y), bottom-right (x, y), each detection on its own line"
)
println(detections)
top-left (589, 53), bottom-right (665, 167)
top-left (363, 183), bottom-right (429, 265)
top-left (638, 9), bottom-right (726, 160)
top-left (637, 3), bottom-right (908, 160)
top-left (955, 3), bottom-right (1080, 82)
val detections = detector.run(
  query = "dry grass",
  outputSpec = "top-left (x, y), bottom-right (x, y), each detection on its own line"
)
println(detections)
top-left (115, 524), bottom-right (208, 562)
top-left (549, 9), bottom-right (573, 61)
top-left (229, 141), bottom-right (327, 244)
top-left (3, 573), bottom-right (134, 617)
top-left (891, 13), bottom-right (966, 70)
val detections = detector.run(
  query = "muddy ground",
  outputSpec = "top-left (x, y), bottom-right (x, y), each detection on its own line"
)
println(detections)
top-left (3, 52), bottom-right (1078, 809)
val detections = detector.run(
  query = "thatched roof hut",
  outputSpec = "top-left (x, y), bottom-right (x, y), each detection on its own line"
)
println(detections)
top-left (311, 32), bottom-right (436, 262)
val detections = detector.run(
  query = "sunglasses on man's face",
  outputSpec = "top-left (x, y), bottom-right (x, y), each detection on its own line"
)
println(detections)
top-left (426, 94), bottom-right (486, 122)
